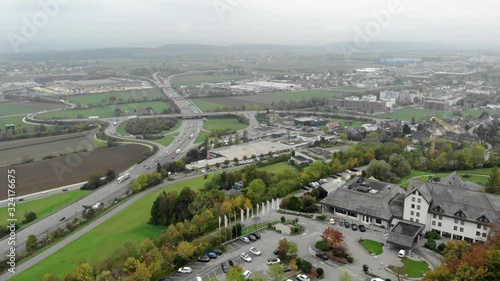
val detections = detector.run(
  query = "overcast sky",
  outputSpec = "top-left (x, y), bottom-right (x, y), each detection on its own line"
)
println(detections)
top-left (1, 0), bottom-right (500, 52)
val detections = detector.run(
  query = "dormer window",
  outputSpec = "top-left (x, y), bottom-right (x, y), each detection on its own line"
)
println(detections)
top-left (433, 205), bottom-right (444, 213)
top-left (477, 215), bottom-right (490, 223)
top-left (455, 210), bottom-right (467, 218)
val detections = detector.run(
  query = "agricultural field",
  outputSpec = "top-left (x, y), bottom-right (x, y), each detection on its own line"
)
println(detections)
top-left (0, 190), bottom-right (90, 224)
top-left (191, 90), bottom-right (348, 111)
top-left (64, 88), bottom-right (164, 105)
top-left (0, 129), bottom-right (98, 167)
top-left (195, 131), bottom-right (211, 143)
top-left (0, 144), bottom-right (151, 199)
top-left (12, 162), bottom-right (289, 280)
top-left (171, 73), bottom-right (252, 87)
top-left (0, 101), bottom-right (64, 116)
top-left (203, 117), bottom-right (249, 131)
top-left (377, 108), bottom-right (481, 121)
top-left (38, 101), bottom-right (170, 119)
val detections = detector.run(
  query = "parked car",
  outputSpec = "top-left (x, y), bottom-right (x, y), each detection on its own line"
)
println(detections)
top-left (344, 221), bottom-right (350, 228)
top-left (352, 224), bottom-right (358, 231)
top-left (371, 278), bottom-right (385, 281)
top-left (228, 259), bottom-right (234, 267)
top-left (296, 274), bottom-right (311, 281)
top-left (315, 252), bottom-right (329, 260)
top-left (329, 218), bottom-right (336, 224)
top-left (196, 277), bottom-right (202, 281)
top-left (206, 251), bottom-right (218, 259)
top-left (398, 249), bottom-right (406, 258)
top-left (177, 267), bottom-right (192, 274)
top-left (240, 236), bottom-right (250, 243)
top-left (241, 253), bottom-right (252, 262)
top-left (267, 258), bottom-right (281, 265)
top-left (242, 270), bottom-right (252, 280)
top-left (198, 255), bottom-right (210, 262)
top-left (359, 225), bottom-right (366, 232)
top-left (283, 265), bottom-right (291, 272)
top-left (273, 249), bottom-right (279, 255)
top-left (250, 247), bottom-right (261, 256)
top-left (252, 232), bottom-right (261, 239)
top-left (247, 234), bottom-right (257, 242)
top-left (221, 262), bottom-right (230, 273)
top-left (212, 249), bottom-right (223, 255)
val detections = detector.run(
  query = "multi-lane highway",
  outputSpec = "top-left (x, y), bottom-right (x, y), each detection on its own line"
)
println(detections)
top-left (0, 73), bottom-right (202, 257)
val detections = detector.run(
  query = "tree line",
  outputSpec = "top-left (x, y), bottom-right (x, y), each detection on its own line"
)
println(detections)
top-left (125, 117), bottom-right (178, 135)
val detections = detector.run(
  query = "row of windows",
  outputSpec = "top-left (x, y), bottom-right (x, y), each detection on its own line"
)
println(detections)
top-left (432, 214), bottom-right (443, 220)
top-left (410, 211), bottom-right (421, 217)
top-left (454, 219), bottom-right (465, 225)
top-left (411, 204), bottom-right (421, 210)
top-left (411, 197), bottom-right (422, 203)
top-left (432, 221), bottom-right (442, 227)
top-left (409, 218), bottom-right (420, 223)
top-left (453, 226), bottom-right (464, 232)
top-left (476, 231), bottom-right (487, 237)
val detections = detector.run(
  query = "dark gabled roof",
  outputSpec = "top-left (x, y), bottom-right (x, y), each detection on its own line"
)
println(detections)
top-left (406, 181), bottom-right (433, 204)
top-left (421, 181), bottom-right (500, 223)
top-left (321, 177), bottom-right (405, 221)
top-left (387, 220), bottom-right (424, 249)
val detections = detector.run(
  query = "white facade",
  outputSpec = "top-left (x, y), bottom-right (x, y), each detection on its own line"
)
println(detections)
top-left (403, 190), bottom-right (430, 226)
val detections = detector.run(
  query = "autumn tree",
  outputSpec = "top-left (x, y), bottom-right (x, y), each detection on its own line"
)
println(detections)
top-left (26, 234), bottom-right (38, 252)
top-left (267, 264), bottom-right (285, 281)
top-left (226, 265), bottom-right (245, 281)
top-left (322, 227), bottom-right (345, 249)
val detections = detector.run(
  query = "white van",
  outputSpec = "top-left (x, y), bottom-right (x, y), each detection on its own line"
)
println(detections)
top-left (398, 249), bottom-right (406, 258)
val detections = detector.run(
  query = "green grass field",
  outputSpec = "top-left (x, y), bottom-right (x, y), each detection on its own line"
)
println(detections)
top-left (171, 73), bottom-right (251, 87)
top-left (38, 101), bottom-right (170, 119)
top-left (65, 89), bottom-right (164, 105)
top-left (204, 117), bottom-right (249, 131)
top-left (195, 131), bottom-right (211, 143)
top-left (116, 121), bottom-right (128, 135)
top-left (0, 103), bottom-right (44, 116)
top-left (360, 239), bottom-right (383, 255)
top-left (0, 115), bottom-right (35, 129)
top-left (393, 257), bottom-right (431, 278)
top-left (0, 190), bottom-right (90, 225)
top-left (116, 119), bottom-right (181, 147)
top-left (12, 175), bottom-right (211, 280)
top-left (329, 118), bottom-right (366, 128)
top-left (258, 162), bottom-right (296, 174)
top-left (377, 108), bottom-right (481, 121)
top-left (191, 99), bottom-right (227, 112)
top-left (399, 168), bottom-right (491, 189)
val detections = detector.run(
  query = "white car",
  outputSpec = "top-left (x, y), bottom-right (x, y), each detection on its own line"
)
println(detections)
top-left (398, 249), bottom-right (406, 258)
top-left (177, 267), bottom-right (192, 274)
top-left (242, 270), bottom-right (252, 280)
top-left (329, 218), bottom-right (336, 224)
top-left (250, 247), bottom-right (261, 256)
top-left (241, 253), bottom-right (252, 263)
top-left (296, 274), bottom-right (311, 281)
top-left (266, 257), bottom-right (281, 265)
top-left (240, 236), bottom-right (250, 243)
top-left (371, 278), bottom-right (385, 281)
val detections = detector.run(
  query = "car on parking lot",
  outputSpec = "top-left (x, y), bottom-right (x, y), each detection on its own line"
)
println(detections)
top-left (241, 253), bottom-right (252, 262)
top-left (247, 234), bottom-right (257, 242)
top-left (344, 221), bottom-right (350, 228)
top-left (351, 224), bottom-right (358, 231)
top-left (212, 249), bottom-right (223, 255)
top-left (196, 277), bottom-right (202, 281)
top-left (266, 257), bottom-right (281, 265)
top-left (242, 270), bottom-right (252, 280)
top-left (398, 249), bottom-right (406, 258)
top-left (315, 252), bottom-right (329, 260)
top-left (329, 218), bottom-right (336, 224)
top-left (206, 251), bottom-right (218, 259)
top-left (273, 249), bottom-right (279, 255)
top-left (250, 247), bottom-right (261, 256)
top-left (240, 236), bottom-right (250, 243)
top-left (370, 278), bottom-right (385, 281)
top-left (177, 267), bottom-right (192, 274)
top-left (296, 274), bottom-right (311, 281)
top-left (283, 265), bottom-right (291, 272)
top-left (359, 225), bottom-right (366, 232)
top-left (252, 232), bottom-right (261, 239)
top-left (221, 262), bottom-right (230, 273)
top-left (198, 255), bottom-right (210, 262)
top-left (228, 259), bottom-right (234, 267)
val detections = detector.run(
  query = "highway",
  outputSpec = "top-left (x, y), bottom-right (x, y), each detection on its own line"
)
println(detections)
top-left (0, 73), bottom-right (202, 257)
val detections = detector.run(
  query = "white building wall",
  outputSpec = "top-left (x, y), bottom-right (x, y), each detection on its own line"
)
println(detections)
top-left (403, 190), bottom-right (430, 225)
top-left (428, 214), bottom-right (490, 242)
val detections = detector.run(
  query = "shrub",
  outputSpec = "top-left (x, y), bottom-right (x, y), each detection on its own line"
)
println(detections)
top-left (315, 240), bottom-right (332, 251)
top-left (316, 214), bottom-right (327, 220)
top-left (300, 259), bottom-right (312, 273)
top-left (280, 216), bottom-right (286, 223)
top-left (346, 256), bottom-right (353, 263)
top-left (362, 264), bottom-right (369, 273)
top-left (425, 231), bottom-right (441, 240)
top-left (316, 268), bottom-right (324, 278)
top-left (437, 243), bottom-right (446, 252)
top-left (22, 211), bottom-right (37, 224)
top-left (425, 237), bottom-right (436, 249)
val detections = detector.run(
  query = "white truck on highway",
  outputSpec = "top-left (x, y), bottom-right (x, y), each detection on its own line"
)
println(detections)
top-left (189, 133), bottom-right (194, 139)
top-left (176, 149), bottom-right (181, 155)
top-left (127, 115), bottom-right (138, 119)
top-left (117, 173), bottom-right (130, 183)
